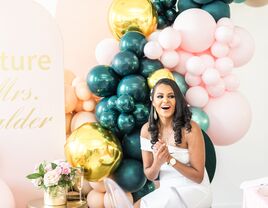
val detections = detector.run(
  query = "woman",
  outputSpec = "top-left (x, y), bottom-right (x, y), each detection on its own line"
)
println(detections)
top-left (135, 78), bottom-right (212, 208)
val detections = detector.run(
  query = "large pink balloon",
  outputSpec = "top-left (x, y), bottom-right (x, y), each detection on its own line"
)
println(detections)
top-left (56, 0), bottom-right (113, 77)
top-left (204, 92), bottom-right (252, 146)
top-left (228, 27), bottom-right (255, 67)
top-left (173, 9), bottom-right (216, 53)
top-left (0, 179), bottom-right (15, 208)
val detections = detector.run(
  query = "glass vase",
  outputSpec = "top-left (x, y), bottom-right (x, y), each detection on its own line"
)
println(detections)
top-left (44, 186), bottom-right (67, 206)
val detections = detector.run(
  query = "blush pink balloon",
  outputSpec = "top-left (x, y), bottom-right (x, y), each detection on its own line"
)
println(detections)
top-left (161, 50), bottom-right (180, 68)
top-left (158, 27), bottom-right (182, 50)
top-left (186, 56), bottom-right (206, 76)
top-left (211, 42), bottom-right (230, 58)
top-left (228, 26), bottom-right (255, 67)
top-left (202, 68), bottom-right (221, 85)
top-left (204, 91), bottom-right (252, 145)
top-left (95, 38), bottom-right (119, 65)
top-left (217, 17), bottom-right (234, 29)
top-left (70, 111), bottom-right (97, 132)
top-left (148, 30), bottom-right (161, 41)
top-left (186, 86), bottom-right (209, 108)
top-left (0, 179), bottom-right (15, 208)
top-left (173, 50), bottom-right (193, 75)
top-left (87, 190), bottom-right (105, 208)
top-left (206, 79), bottom-right (225, 97)
top-left (144, 41), bottom-right (163, 60)
top-left (75, 82), bottom-right (92, 101)
top-left (199, 54), bottom-right (215, 68)
top-left (185, 72), bottom-right (202, 86)
top-left (65, 84), bottom-right (78, 113)
top-left (229, 34), bottom-right (241, 48)
top-left (215, 57), bottom-right (234, 77)
top-left (215, 26), bottom-right (234, 44)
top-left (223, 74), bottom-right (240, 91)
top-left (173, 9), bottom-right (216, 53)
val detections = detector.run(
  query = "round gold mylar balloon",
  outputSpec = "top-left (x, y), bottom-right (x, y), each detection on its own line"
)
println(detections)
top-left (147, 69), bottom-right (175, 89)
top-left (65, 122), bottom-right (122, 181)
top-left (245, 0), bottom-right (268, 7)
top-left (108, 0), bottom-right (157, 39)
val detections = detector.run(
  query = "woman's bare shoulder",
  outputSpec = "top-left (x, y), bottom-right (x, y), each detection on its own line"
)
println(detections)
top-left (140, 122), bottom-right (150, 139)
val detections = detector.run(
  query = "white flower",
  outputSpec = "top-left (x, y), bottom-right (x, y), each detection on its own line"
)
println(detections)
top-left (31, 178), bottom-right (42, 187)
top-left (44, 169), bottom-right (61, 187)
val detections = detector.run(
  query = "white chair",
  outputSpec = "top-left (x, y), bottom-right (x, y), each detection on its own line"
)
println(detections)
top-left (104, 178), bottom-right (134, 208)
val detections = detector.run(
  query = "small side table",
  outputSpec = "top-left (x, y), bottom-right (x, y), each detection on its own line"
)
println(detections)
top-left (27, 199), bottom-right (88, 208)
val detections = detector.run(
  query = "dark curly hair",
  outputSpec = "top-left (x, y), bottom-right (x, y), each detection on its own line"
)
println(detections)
top-left (148, 78), bottom-right (192, 146)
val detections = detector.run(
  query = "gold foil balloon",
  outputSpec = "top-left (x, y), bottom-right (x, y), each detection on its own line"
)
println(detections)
top-left (65, 122), bottom-right (122, 181)
top-left (147, 69), bottom-right (175, 89)
top-left (245, 0), bottom-right (268, 7)
top-left (108, 0), bottom-right (157, 39)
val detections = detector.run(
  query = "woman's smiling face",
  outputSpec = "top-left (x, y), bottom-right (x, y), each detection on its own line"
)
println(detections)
top-left (152, 83), bottom-right (176, 119)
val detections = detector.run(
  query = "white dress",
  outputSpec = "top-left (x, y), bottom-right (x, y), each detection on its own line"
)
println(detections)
top-left (140, 137), bottom-right (212, 208)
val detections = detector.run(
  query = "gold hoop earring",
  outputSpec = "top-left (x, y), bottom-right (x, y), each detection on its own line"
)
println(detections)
top-left (154, 107), bottom-right (158, 120)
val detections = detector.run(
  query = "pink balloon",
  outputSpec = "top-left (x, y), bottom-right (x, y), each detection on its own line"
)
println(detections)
top-left (215, 26), bottom-right (234, 44)
top-left (148, 30), bottom-right (160, 41)
top-left (70, 111), bottom-right (97, 132)
top-left (144, 41), bottom-right (163, 60)
top-left (65, 84), bottom-right (78, 113)
top-left (215, 57), bottom-right (234, 77)
top-left (202, 68), bottom-right (221, 85)
top-left (186, 56), bottom-right (206, 76)
top-left (204, 92), bottom-right (252, 145)
top-left (75, 82), bottom-right (92, 101)
top-left (228, 26), bottom-right (255, 67)
top-left (95, 38), bottom-right (119, 65)
top-left (229, 34), bottom-right (241, 48)
top-left (223, 74), bottom-right (240, 91)
top-left (161, 50), bottom-right (180, 68)
top-left (0, 179), bottom-right (15, 208)
top-left (210, 42), bottom-right (230, 58)
top-left (158, 27), bottom-right (182, 50)
top-left (173, 9), bottom-right (216, 53)
top-left (185, 72), bottom-right (202, 86)
top-left (172, 50), bottom-right (193, 75)
top-left (217, 17), bottom-right (234, 29)
top-left (199, 54), bottom-right (215, 68)
top-left (206, 79), bottom-right (225, 97)
top-left (186, 86), bottom-right (209, 107)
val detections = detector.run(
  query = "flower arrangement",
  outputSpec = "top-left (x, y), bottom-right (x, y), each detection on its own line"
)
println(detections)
top-left (26, 160), bottom-right (76, 195)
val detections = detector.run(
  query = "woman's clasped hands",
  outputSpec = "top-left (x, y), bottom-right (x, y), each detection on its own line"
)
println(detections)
top-left (152, 139), bottom-right (171, 166)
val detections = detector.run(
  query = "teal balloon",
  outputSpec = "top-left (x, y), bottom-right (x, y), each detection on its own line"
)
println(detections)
top-left (95, 98), bottom-right (109, 121)
top-left (132, 180), bottom-right (155, 202)
top-left (190, 107), bottom-right (209, 131)
top-left (165, 9), bottom-right (178, 22)
top-left (107, 95), bottom-right (118, 111)
top-left (111, 51), bottom-right (139, 76)
top-left (139, 58), bottom-right (163, 78)
top-left (120, 31), bottom-right (147, 57)
top-left (193, 0), bottom-right (214, 4)
top-left (177, 0), bottom-right (201, 12)
top-left (87, 65), bottom-right (119, 97)
top-left (122, 129), bottom-right (142, 160)
top-left (157, 15), bottom-right (170, 29)
top-left (116, 94), bottom-right (135, 113)
top-left (201, 1), bottom-right (230, 22)
top-left (153, 1), bottom-right (165, 14)
top-left (117, 113), bottom-right (136, 134)
top-left (132, 103), bottom-right (150, 127)
top-left (117, 75), bottom-right (149, 102)
top-left (172, 72), bottom-right (188, 95)
top-left (114, 159), bottom-right (147, 192)
top-left (99, 110), bottom-right (119, 130)
top-left (220, 0), bottom-right (233, 3)
top-left (160, 0), bottom-right (177, 8)
top-left (233, 0), bottom-right (244, 3)
top-left (202, 130), bottom-right (216, 182)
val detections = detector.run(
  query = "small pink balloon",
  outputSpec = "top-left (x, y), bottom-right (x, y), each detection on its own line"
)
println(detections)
top-left (148, 30), bottom-right (160, 41)
top-left (199, 54), bottom-right (215, 68)
top-left (215, 26), bottom-right (234, 44)
top-left (186, 56), bottom-right (206, 76)
top-left (144, 41), bottom-right (163, 60)
top-left (215, 57), bottom-right (234, 77)
top-left (206, 79), bottom-right (225, 97)
top-left (161, 50), bottom-right (180, 68)
top-left (89, 181), bottom-right (106, 193)
top-left (185, 72), bottom-right (202, 86)
top-left (211, 42), bottom-right (230, 58)
top-left (72, 76), bottom-right (86, 87)
top-left (217, 17), bottom-right (234, 29)
top-left (87, 190), bottom-right (105, 208)
top-left (65, 84), bottom-right (78, 113)
top-left (95, 38), bottom-right (119, 65)
top-left (75, 82), bottom-right (92, 101)
top-left (158, 27), bottom-right (181, 50)
top-left (228, 26), bottom-right (255, 67)
top-left (172, 50), bottom-right (193, 75)
top-left (186, 86), bottom-right (209, 108)
top-left (223, 73), bottom-right (240, 91)
top-left (173, 9), bottom-right (216, 53)
top-left (0, 179), bottom-right (16, 208)
top-left (229, 34), bottom-right (241, 48)
top-left (204, 91), bottom-right (252, 145)
top-left (202, 68), bottom-right (221, 85)
top-left (83, 99), bottom-right (96, 112)
top-left (70, 111), bottom-right (96, 132)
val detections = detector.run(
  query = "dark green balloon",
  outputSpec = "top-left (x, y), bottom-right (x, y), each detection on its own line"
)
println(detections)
top-left (117, 75), bottom-right (149, 103)
top-left (160, 0), bottom-right (177, 9)
top-left (202, 130), bottom-right (216, 182)
top-left (95, 98), bottom-right (109, 121)
top-left (202, 1), bottom-right (230, 22)
top-left (87, 65), bottom-right (119, 97)
top-left (132, 103), bottom-right (150, 127)
top-left (117, 113), bottom-right (136, 134)
top-left (172, 72), bottom-right (188, 95)
top-left (99, 110), bottom-right (118, 130)
top-left (114, 159), bottom-right (147, 192)
top-left (132, 180), bottom-right (155, 202)
top-left (111, 51), bottom-right (139, 76)
top-left (140, 58), bottom-right (164, 78)
top-left (220, 0), bottom-right (233, 3)
top-left (119, 31), bottom-right (147, 57)
top-left (157, 15), bottom-right (170, 29)
top-left (190, 107), bottom-right (209, 131)
top-left (177, 0), bottom-right (201, 12)
top-left (107, 95), bottom-right (118, 111)
top-left (153, 1), bottom-right (165, 14)
top-left (193, 0), bottom-right (214, 4)
top-left (116, 94), bottom-right (135, 113)
top-left (165, 9), bottom-right (178, 22)
top-left (122, 129), bottom-right (142, 160)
